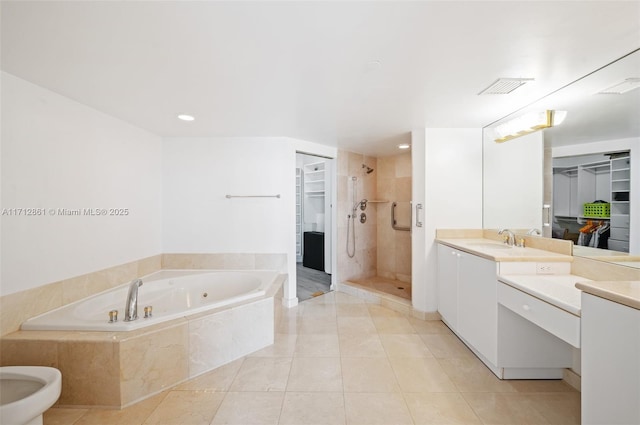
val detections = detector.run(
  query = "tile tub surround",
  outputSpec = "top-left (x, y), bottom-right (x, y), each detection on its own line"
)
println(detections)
top-left (0, 253), bottom-right (287, 336)
top-left (0, 254), bottom-right (163, 337)
top-left (43, 291), bottom-right (581, 425)
top-left (0, 274), bottom-right (284, 408)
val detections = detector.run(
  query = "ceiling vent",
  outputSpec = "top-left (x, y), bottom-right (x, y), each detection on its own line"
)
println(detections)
top-left (478, 78), bottom-right (534, 95)
top-left (597, 78), bottom-right (640, 94)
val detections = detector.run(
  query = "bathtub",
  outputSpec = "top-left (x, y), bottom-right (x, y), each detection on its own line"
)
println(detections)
top-left (21, 270), bottom-right (278, 332)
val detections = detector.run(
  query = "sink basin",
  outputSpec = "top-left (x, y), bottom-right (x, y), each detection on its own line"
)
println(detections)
top-left (0, 366), bottom-right (62, 425)
top-left (466, 242), bottom-right (514, 250)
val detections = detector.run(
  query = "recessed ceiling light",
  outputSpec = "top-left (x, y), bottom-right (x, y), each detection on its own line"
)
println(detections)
top-left (397, 143), bottom-right (411, 150)
top-left (177, 114), bottom-right (195, 121)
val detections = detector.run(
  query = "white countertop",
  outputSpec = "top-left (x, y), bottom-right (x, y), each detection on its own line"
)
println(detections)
top-left (436, 238), bottom-right (573, 262)
top-left (498, 274), bottom-right (589, 316)
top-left (576, 281), bottom-right (640, 310)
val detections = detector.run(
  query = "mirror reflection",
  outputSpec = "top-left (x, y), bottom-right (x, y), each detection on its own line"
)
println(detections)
top-left (483, 49), bottom-right (639, 268)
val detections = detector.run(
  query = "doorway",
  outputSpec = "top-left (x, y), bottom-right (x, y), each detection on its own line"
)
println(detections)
top-left (296, 152), bottom-right (333, 301)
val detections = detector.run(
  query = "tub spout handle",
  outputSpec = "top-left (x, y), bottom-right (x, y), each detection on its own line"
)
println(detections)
top-left (124, 279), bottom-right (143, 322)
top-left (109, 310), bottom-right (118, 323)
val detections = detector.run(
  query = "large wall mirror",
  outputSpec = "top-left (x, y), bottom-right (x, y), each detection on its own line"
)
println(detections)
top-left (483, 48), bottom-right (640, 268)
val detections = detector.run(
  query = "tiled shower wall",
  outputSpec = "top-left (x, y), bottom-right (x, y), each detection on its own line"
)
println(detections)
top-left (336, 150), bottom-right (412, 285)
top-left (376, 152), bottom-right (412, 283)
top-left (336, 150), bottom-right (378, 282)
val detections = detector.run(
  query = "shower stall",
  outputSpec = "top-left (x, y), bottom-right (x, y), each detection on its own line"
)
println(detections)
top-left (337, 150), bottom-right (413, 300)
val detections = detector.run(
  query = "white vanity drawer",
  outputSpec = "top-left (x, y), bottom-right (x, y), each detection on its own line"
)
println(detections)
top-left (498, 283), bottom-right (580, 348)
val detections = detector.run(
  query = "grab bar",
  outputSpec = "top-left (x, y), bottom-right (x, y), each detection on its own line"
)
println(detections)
top-left (225, 194), bottom-right (281, 199)
top-left (391, 202), bottom-right (411, 231)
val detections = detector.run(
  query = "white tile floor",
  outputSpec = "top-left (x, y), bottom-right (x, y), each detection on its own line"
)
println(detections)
top-left (44, 291), bottom-right (580, 425)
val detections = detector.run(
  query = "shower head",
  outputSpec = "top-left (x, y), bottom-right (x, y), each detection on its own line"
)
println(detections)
top-left (362, 164), bottom-right (374, 174)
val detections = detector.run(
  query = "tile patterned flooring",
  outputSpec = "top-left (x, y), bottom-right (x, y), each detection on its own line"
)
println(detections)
top-left (347, 276), bottom-right (412, 300)
top-left (296, 264), bottom-right (332, 302)
top-left (44, 291), bottom-right (580, 425)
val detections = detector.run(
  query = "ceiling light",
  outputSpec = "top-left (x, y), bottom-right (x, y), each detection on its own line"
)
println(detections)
top-left (478, 78), bottom-right (534, 95)
top-left (597, 78), bottom-right (640, 94)
top-left (177, 114), bottom-right (195, 121)
top-left (494, 110), bottom-right (567, 143)
top-left (397, 143), bottom-right (411, 150)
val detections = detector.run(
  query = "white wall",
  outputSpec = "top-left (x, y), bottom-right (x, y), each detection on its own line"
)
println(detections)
top-left (411, 129), bottom-right (427, 311)
top-left (416, 128), bottom-right (483, 312)
top-left (162, 137), bottom-right (337, 306)
top-left (1, 72), bottom-right (163, 295)
top-left (483, 131), bottom-right (544, 230)
top-left (162, 137), bottom-right (295, 253)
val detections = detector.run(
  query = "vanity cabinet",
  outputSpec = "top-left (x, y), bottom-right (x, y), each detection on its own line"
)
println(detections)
top-left (436, 244), bottom-right (459, 329)
top-left (436, 242), bottom-right (574, 379)
top-left (436, 244), bottom-right (499, 368)
top-left (457, 252), bottom-right (498, 365)
top-left (581, 292), bottom-right (640, 425)
top-left (437, 245), bottom-right (498, 366)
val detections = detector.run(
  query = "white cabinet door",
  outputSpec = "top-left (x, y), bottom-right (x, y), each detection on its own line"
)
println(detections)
top-left (457, 252), bottom-right (498, 365)
top-left (437, 244), bottom-right (459, 329)
top-left (582, 293), bottom-right (640, 425)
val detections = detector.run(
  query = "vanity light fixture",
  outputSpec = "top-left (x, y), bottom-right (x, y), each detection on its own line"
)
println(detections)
top-left (177, 114), bottom-right (195, 121)
top-left (494, 110), bottom-right (567, 143)
top-left (397, 143), bottom-right (411, 150)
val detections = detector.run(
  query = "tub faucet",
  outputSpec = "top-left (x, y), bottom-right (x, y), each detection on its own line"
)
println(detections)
top-left (498, 229), bottom-right (515, 246)
top-left (124, 279), bottom-right (143, 322)
top-left (527, 228), bottom-right (542, 236)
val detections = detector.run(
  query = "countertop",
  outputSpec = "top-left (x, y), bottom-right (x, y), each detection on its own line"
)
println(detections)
top-left (436, 238), bottom-right (573, 262)
top-left (575, 281), bottom-right (640, 310)
top-left (499, 274), bottom-right (587, 316)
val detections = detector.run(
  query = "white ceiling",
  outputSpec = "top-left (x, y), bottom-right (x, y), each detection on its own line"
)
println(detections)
top-left (2, 1), bottom-right (640, 156)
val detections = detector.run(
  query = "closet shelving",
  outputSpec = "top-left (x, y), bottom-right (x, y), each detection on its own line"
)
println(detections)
top-left (552, 151), bottom-right (631, 252)
top-left (303, 161), bottom-right (325, 198)
top-left (609, 154), bottom-right (631, 252)
top-left (578, 160), bottom-right (611, 220)
top-left (296, 168), bottom-right (303, 262)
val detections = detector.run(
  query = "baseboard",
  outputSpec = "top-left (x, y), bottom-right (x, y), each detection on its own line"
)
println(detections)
top-left (563, 368), bottom-right (581, 392)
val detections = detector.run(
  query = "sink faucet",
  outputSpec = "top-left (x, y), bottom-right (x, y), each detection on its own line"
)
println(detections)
top-left (124, 279), bottom-right (143, 322)
top-left (498, 229), bottom-right (515, 246)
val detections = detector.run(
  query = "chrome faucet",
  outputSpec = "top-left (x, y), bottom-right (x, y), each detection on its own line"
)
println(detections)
top-left (527, 228), bottom-right (542, 236)
top-left (124, 279), bottom-right (143, 322)
top-left (498, 229), bottom-right (516, 246)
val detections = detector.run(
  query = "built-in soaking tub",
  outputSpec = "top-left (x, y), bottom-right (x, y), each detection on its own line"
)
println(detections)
top-left (21, 269), bottom-right (277, 332)
top-left (3, 269), bottom-right (284, 408)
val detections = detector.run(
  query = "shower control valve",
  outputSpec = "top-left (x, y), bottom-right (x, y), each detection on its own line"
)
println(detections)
top-left (359, 213), bottom-right (367, 223)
